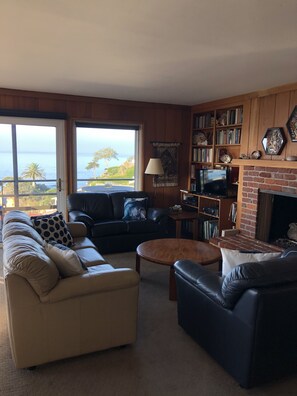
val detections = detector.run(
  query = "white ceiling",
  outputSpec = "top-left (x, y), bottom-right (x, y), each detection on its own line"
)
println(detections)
top-left (1, 0), bottom-right (297, 105)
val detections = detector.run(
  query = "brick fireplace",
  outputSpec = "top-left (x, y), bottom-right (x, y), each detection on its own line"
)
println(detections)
top-left (239, 165), bottom-right (297, 239)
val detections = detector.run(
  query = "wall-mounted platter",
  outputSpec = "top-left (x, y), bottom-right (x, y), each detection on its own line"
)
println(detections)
top-left (261, 127), bottom-right (286, 155)
top-left (286, 105), bottom-right (297, 142)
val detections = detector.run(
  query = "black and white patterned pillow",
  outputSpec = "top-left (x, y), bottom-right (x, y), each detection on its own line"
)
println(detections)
top-left (32, 212), bottom-right (73, 247)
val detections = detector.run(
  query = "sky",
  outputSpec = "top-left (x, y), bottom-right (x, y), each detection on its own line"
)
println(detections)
top-left (0, 124), bottom-right (135, 158)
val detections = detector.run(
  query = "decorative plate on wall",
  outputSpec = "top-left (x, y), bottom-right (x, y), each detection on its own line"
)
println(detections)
top-left (261, 127), bottom-right (287, 155)
top-left (286, 105), bottom-right (297, 142)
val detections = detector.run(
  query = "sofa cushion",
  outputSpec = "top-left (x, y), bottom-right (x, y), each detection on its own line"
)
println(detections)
top-left (127, 219), bottom-right (160, 234)
top-left (3, 210), bottom-right (33, 226)
top-left (3, 235), bottom-right (59, 296)
top-left (75, 247), bottom-right (107, 267)
top-left (32, 212), bottom-right (73, 247)
top-left (2, 221), bottom-right (45, 245)
top-left (92, 221), bottom-right (128, 237)
top-left (45, 243), bottom-right (85, 278)
top-left (122, 197), bottom-right (148, 220)
top-left (220, 248), bottom-right (281, 276)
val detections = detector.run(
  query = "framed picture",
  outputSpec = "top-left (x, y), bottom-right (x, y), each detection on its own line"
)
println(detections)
top-left (261, 127), bottom-right (286, 155)
top-left (286, 105), bottom-right (297, 142)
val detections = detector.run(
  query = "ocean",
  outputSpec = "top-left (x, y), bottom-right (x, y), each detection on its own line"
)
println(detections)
top-left (0, 151), bottom-right (129, 188)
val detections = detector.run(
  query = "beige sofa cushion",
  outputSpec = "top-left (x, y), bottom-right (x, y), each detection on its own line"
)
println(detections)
top-left (2, 221), bottom-right (45, 245)
top-left (3, 210), bottom-right (33, 226)
top-left (45, 243), bottom-right (84, 278)
top-left (3, 235), bottom-right (59, 296)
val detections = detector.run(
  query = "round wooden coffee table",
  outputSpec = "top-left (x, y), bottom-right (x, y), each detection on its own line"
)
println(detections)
top-left (136, 238), bottom-right (221, 300)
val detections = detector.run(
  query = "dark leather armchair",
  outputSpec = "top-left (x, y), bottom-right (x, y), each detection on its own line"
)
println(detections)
top-left (173, 248), bottom-right (297, 388)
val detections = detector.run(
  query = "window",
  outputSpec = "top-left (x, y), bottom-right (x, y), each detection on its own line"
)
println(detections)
top-left (74, 123), bottom-right (142, 193)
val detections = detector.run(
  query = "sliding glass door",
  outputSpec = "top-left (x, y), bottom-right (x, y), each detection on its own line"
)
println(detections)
top-left (0, 117), bottom-right (66, 228)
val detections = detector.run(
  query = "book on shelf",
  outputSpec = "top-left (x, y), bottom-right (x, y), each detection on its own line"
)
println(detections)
top-left (192, 147), bottom-right (213, 162)
top-left (201, 219), bottom-right (219, 240)
top-left (217, 107), bottom-right (243, 127)
top-left (194, 113), bottom-right (214, 129)
top-left (216, 128), bottom-right (241, 144)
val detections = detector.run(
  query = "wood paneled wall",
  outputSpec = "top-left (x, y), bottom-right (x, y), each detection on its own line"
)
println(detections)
top-left (1, 82), bottom-right (296, 211)
top-left (0, 88), bottom-right (191, 208)
top-left (247, 87), bottom-right (297, 159)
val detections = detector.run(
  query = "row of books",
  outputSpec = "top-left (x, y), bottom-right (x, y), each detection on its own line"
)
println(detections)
top-left (180, 218), bottom-right (219, 240)
top-left (201, 219), bottom-right (219, 240)
top-left (216, 107), bottom-right (243, 126)
top-left (192, 148), bottom-right (213, 162)
top-left (216, 128), bottom-right (241, 145)
top-left (193, 113), bottom-right (214, 129)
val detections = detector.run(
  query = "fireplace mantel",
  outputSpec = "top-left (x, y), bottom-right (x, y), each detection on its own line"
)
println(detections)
top-left (232, 159), bottom-right (297, 169)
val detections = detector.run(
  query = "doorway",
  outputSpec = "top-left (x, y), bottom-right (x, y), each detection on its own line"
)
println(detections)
top-left (0, 117), bottom-right (67, 228)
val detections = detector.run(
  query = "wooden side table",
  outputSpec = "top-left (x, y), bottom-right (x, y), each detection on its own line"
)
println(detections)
top-left (168, 211), bottom-right (200, 240)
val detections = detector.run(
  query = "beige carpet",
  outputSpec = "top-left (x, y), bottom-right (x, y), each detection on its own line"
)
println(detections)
top-left (1, 250), bottom-right (297, 396)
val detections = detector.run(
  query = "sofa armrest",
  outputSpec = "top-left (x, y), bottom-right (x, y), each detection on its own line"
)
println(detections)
top-left (68, 210), bottom-right (94, 229)
top-left (147, 207), bottom-right (168, 223)
top-left (174, 260), bottom-right (226, 307)
top-left (66, 221), bottom-right (88, 238)
top-left (41, 265), bottom-right (139, 303)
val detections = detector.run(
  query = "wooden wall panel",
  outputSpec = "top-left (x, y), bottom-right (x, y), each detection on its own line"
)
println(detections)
top-left (257, 94), bottom-right (276, 160)
top-left (244, 98), bottom-right (259, 153)
top-left (0, 88), bottom-right (190, 208)
top-left (274, 91), bottom-right (291, 157)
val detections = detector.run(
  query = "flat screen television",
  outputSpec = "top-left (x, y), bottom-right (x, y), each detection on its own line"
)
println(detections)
top-left (196, 169), bottom-right (228, 196)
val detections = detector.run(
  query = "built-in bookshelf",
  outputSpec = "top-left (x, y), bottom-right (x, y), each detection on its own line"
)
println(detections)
top-left (180, 190), bottom-right (236, 240)
top-left (190, 105), bottom-right (243, 195)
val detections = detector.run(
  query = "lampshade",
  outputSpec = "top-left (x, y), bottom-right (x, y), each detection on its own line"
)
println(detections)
top-left (145, 158), bottom-right (164, 175)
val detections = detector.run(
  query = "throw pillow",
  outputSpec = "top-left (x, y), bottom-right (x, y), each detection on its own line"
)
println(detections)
top-left (48, 240), bottom-right (88, 270)
top-left (122, 197), bottom-right (147, 220)
top-left (32, 212), bottom-right (73, 247)
top-left (221, 248), bottom-right (281, 276)
top-left (45, 242), bottom-right (85, 278)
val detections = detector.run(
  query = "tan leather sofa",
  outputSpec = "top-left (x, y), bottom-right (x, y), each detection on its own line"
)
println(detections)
top-left (2, 210), bottom-right (139, 369)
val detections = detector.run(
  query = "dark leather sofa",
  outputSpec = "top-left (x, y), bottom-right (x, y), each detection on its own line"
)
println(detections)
top-left (67, 191), bottom-right (168, 254)
top-left (173, 248), bottom-right (297, 388)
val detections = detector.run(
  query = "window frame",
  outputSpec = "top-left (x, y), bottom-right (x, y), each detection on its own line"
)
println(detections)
top-left (73, 121), bottom-right (144, 193)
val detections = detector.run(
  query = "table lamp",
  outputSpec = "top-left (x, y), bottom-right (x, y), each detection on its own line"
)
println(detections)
top-left (145, 158), bottom-right (164, 202)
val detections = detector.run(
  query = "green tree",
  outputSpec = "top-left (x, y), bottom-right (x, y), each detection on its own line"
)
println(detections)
top-left (94, 148), bottom-right (119, 171)
top-left (21, 163), bottom-right (45, 187)
top-left (86, 147), bottom-right (119, 179)
top-left (86, 160), bottom-right (99, 178)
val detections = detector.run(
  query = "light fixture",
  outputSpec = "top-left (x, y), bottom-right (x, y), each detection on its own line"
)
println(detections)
top-left (145, 158), bottom-right (164, 178)
top-left (145, 158), bottom-right (164, 202)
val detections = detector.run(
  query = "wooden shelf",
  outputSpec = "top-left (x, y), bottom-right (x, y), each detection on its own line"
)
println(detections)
top-left (180, 190), bottom-right (236, 240)
top-left (232, 159), bottom-right (297, 169)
